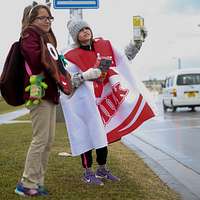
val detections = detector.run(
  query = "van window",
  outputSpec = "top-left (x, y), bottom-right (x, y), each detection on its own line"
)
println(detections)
top-left (177, 74), bottom-right (200, 85)
top-left (165, 76), bottom-right (174, 87)
top-left (169, 76), bottom-right (174, 87)
top-left (165, 79), bottom-right (168, 88)
top-left (165, 78), bottom-right (169, 87)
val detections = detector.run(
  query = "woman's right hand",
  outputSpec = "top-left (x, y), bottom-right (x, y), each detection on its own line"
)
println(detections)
top-left (82, 68), bottom-right (102, 81)
top-left (71, 68), bottom-right (102, 89)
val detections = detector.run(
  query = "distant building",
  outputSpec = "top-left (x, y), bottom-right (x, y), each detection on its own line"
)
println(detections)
top-left (143, 79), bottom-right (164, 93)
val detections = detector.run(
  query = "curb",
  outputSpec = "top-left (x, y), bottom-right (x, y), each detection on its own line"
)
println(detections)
top-left (122, 135), bottom-right (200, 200)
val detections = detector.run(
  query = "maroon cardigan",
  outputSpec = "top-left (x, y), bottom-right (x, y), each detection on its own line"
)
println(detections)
top-left (20, 26), bottom-right (59, 104)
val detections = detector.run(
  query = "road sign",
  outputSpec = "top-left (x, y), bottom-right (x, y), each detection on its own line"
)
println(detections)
top-left (53, 0), bottom-right (99, 9)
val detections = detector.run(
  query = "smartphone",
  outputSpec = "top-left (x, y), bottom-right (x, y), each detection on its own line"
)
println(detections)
top-left (98, 58), bottom-right (112, 72)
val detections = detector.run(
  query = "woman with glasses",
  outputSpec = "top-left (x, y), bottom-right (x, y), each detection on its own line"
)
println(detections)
top-left (14, 3), bottom-right (60, 197)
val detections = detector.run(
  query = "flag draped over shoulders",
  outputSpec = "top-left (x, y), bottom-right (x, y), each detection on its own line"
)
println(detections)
top-left (60, 38), bottom-right (155, 156)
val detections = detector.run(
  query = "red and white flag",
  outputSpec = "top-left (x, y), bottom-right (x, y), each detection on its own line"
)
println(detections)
top-left (60, 41), bottom-right (155, 156)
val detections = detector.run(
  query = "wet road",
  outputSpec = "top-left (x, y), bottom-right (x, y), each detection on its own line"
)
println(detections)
top-left (123, 95), bottom-right (200, 199)
top-left (139, 98), bottom-right (200, 174)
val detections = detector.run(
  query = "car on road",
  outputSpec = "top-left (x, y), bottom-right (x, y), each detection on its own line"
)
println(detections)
top-left (162, 68), bottom-right (200, 112)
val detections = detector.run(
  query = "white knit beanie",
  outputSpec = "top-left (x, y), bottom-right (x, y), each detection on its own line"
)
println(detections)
top-left (67, 19), bottom-right (92, 44)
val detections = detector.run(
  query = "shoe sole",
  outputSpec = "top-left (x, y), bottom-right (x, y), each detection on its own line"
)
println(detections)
top-left (15, 188), bottom-right (26, 197)
top-left (15, 188), bottom-right (42, 197)
top-left (95, 175), bottom-right (104, 179)
top-left (82, 178), bottom-right (104, 186)
top-left (95, 174), bottom-right (120, 181)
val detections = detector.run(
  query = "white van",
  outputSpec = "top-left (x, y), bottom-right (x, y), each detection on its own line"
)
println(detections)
top-left (162, 68), bottom-right (200, 112)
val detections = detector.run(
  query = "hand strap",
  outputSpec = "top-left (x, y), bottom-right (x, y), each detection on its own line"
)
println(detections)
top-left (25, 61), bottom-right (32, 76)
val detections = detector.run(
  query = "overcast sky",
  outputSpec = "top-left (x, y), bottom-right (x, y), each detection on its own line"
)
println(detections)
top-left (1, 0), bottom-right (200, 80)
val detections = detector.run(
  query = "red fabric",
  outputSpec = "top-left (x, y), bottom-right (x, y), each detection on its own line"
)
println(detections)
top-left (65, 39), bottom-right (116, 71)
top-left (65, 39), bottom-right (116, 98)
top-left (107, 95), bottom-right (155, 143)
top-left (21, 27), bottom-right (59, 104)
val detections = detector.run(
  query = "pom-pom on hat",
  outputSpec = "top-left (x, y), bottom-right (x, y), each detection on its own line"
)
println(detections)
top-left (67, 19), bottom-right (92, 44)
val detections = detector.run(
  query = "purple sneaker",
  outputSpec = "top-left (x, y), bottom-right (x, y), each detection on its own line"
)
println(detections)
top-left (96, 168), bottom-right (120, 181)
top-left (83, 170), bottom-right (104, 186)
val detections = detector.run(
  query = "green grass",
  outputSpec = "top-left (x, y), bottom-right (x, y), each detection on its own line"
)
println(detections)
top-left (0, 122), bottom-right (181, 200)
top-left (15, 114), bottom-right (30, 121)
top-left (0, 97), bottom-right (24, 114)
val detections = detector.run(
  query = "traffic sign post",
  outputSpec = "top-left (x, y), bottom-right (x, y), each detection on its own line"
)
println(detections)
top-left (53, 0), bottom-right (99, 9)
top-left (53, 0), bottom-right (99, 49)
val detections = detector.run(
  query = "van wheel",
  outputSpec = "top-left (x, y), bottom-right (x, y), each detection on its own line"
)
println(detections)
top-left (171, 106), bottom-right (177, 112)
top-left (171, 101), bottom-right (177, 112)
top-left (163, 101), bottom-right (168, 112)
top-left (190, 106), bottom-right (195, 112)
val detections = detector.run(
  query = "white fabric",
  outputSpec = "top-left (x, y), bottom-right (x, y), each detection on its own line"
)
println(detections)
top-left (60, 81), bottom-right (107, 156)
top-left (60, 45), bottom-right (156, 156)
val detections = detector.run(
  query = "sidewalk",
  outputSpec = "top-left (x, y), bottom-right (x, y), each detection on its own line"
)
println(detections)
top-left (122, 133), bottom-right (200, 200)
top-left (0, 108), bottom-right (29, 124)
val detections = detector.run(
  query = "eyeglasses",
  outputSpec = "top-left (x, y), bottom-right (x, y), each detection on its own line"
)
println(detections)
top-left (35, 16), bottom-right (54, 22)
top-left (80, 27), bottom-right (90, 32)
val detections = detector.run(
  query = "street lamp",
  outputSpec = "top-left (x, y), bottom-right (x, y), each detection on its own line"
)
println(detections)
top-left (177, 57), bottom-right (181, 69)
top-left (173, 57), bottom-right (181, 70)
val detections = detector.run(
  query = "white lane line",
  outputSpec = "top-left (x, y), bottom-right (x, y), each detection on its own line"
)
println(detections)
top-left (135, 125), bottom-right (200, 133)
top-left (150, 116), bottom-right (200, 123)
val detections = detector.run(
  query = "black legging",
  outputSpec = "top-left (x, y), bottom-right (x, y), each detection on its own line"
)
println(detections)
top-left (81, 146), bottom-right (108, 168)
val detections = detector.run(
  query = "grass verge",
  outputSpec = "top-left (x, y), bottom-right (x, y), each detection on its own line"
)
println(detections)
top-left (0, 98), bottom-right (24, 114)
top-left (0, 122), bottom-right (181, 200)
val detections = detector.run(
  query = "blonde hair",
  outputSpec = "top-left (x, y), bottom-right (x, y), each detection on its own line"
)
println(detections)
top-left (21, 3), bottom-right (52, 32)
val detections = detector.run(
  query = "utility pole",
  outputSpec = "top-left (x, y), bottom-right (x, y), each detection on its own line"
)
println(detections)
top-left (68, 9), bottom-right (83, 45)
top-left (173, 57), bottom-right (181, 70)
top-left (53, 0), bottom-right (98, 45)
top-left (70, 8), bottom-right (83, 20)
top-left (178, 57), bottom-right (181, 69)
top-left (45, 0), bottom-right (51, 8)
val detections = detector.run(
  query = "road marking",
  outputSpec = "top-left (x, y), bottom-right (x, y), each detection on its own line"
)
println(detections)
top-left (136, 125), bottom-right (200, 133)
top-left (151, 116), bottom-right (200, 122)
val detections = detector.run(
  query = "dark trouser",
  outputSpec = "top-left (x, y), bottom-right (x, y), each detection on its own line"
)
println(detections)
top-left (81, 146), bottom-right (108, 168)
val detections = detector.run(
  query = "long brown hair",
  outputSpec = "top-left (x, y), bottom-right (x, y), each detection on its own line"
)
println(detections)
top-left (21, 3), bottom-right (53, 32)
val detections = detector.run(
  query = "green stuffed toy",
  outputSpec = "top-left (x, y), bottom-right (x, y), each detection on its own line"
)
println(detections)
top-left (25, 75), bottom-right (48, 108)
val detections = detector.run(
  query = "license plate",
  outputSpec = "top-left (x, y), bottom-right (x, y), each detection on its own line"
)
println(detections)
top-left (185, 91), bottom-right (198, 98)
